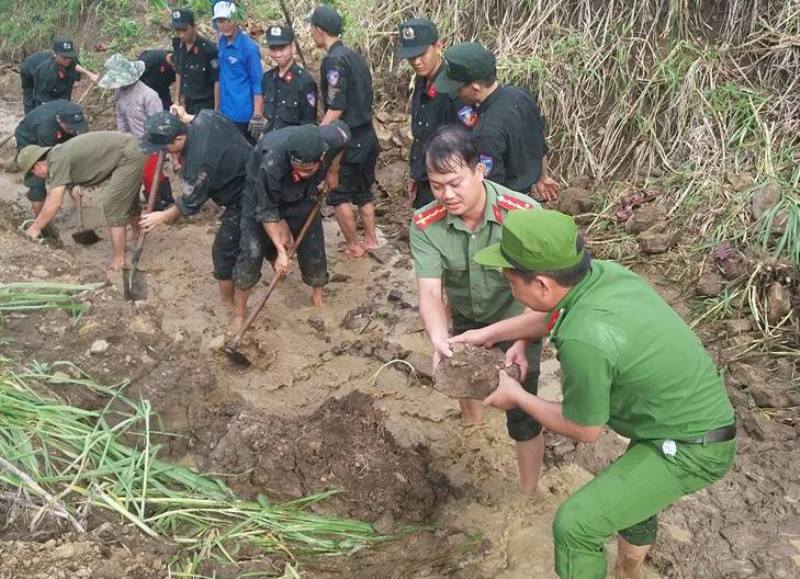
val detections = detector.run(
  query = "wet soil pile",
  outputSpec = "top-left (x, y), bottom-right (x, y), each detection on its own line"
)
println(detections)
top-left (199, 391), bottom-right (450, 524)
top-left (434, 343), bottom-right (520, 399)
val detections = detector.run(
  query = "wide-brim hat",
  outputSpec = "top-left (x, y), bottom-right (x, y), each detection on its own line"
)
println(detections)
top-left (16, 145), bottom-right (52, 177)
top-left (99, 54), bottom-right (146, 89)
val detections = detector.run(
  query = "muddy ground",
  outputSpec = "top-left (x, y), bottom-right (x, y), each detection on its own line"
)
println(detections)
top-left (0, 73), bottom-right (798, 579)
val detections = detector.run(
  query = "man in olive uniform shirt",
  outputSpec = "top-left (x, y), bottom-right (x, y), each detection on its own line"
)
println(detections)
top-left (17, 132), bottom-right (146, 272)
top-left (138, 48), bottom-right (176, 110)
top-left (139, 110), bottom-right (252, 319)
top-left (14, 99), bottom-right (88, 220)
top-left (261, 25), bottom-right (317, 133)
top-left (396, 18), bottom-right (456, 210)
top-left (435, 42), bottom-right (558, 201)
top-left (308, 5), bottom-right (379, 258)
top-left (171, 8), bottom-right (219, 114)
top-left (20, 37), bottom-right (99, 114)
top-left (460, 209), bottom-right (736, 578)
top-left (233, 121), bottom-right (350, 325)
top-left (410, 125), bottom-right (544, 495)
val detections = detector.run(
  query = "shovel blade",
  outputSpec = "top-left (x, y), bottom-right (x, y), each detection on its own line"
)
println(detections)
top-left (223, 343), bottom-right (252, 367)
top-left (122, 267), bottom-right (148, 301)
top-left (72, 229), bottom-right (101, 246)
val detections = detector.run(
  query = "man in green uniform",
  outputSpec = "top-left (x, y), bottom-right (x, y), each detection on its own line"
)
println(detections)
top-left (459, 209), bottom-right (736, 578)
top-left (262, 25), bottom-right (317, 133)
top-left (410, 124), bottom-right (545, 495)
top-left (171, 8), bottom-right (219, 115)
top-left (309, 5), bottom-right (379, 257)
top-left (396, 17), bottom-right (457, 210)
top-left (434, 42), bottom-right (558, 201)
top-left (16, 132), bottom-right (146, 273)
top-left (20, 37), bottom-right (99, 114)
top-left (14, 99), bottom-right (88, 223)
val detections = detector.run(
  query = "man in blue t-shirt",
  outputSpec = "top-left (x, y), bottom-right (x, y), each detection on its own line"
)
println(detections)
top-left (213, 2), bottom-right (264, 144)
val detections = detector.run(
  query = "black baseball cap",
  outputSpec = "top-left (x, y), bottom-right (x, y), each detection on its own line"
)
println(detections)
top-left (265, 24), bottom-right (294, 47)
top-left (306, 5), bottom-right (342, 36)
top-left (397, 18), bottom-right (438, 59)
top-left (52, 37), bottom-right (78, 59)
top-left (319, 120), bottom-right (350, 152)
top-left (434, 42), bottom-right (496, 93)
top-left (171, 8), bottom-right (195, 28)
top-left (140, 112), bottom-right (185, 153)
top-left (56, 108), bottom-right (89, 134)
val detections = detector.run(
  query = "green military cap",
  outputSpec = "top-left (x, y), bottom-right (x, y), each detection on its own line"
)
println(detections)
top-left (99, 53), bottom-right (145, 89)
top-left (306, 5), bottom-right (343, 36)
top-left (397, 18), bottom-right (438, 59)
top-left (140, 111), bottom-right (185, 153)
top-left (434, 42), bottom-right (496, 94)
top-left (265, 24), bottom-right (295, 47)
top-left (16, 145), bottom-right (52, 177)
top-left (474, 210), bottom-right (585, 272)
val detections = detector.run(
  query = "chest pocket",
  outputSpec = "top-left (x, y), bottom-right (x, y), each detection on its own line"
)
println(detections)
top-left (442, 249), bottom-right (468, 286)
top-left (277, 97), bottom-right (301, 124)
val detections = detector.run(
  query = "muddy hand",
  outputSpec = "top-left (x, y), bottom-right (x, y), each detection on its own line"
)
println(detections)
top-left (139, 210), bottom-right (167, 232)
top-left (432, 337), bottom-right (453, 371)
top-left (449, 327), bottom-right (495, 348)
top-left (534, 176), bottom-right (559, 202)
top-left (483, 369), bottom-right (525, 410)
top-left (504, 339), bottom-right (529, 380)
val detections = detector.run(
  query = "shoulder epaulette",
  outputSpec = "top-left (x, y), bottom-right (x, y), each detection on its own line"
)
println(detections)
top-left (413, 203), bottom-right (447, 229)
top-left (496, 193), bottom-right (533, 211)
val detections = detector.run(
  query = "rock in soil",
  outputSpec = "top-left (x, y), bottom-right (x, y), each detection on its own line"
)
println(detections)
top-left (724, 318), bottom-right (753, 335)
top-left (750, 181), bottom-right (781, 220)
top-left (433, 343), bottom-right (520, 400)
top-left (198, 392), bottom-right (450, 523)
top-left (404, 351), bottom-right (434, 381)
top-left (555, 186), bottom-right (594, 216)
top-left (625, 204), bottom-right (667, 234)
top-left (89, 339), bottom-right (109, 355)
top-left (695, 271), bottom-right (724, 297)
top-left (638, 225), bottom-right (676, 254)
top-left (766, 281), bottom-right (792, 324)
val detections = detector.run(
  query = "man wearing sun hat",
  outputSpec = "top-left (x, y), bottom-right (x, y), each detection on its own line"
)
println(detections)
top-left (456, 209), bottom-right (736, 578)
top-left (396, 17), bottom-right (458, 210)
top-left (261, 24), bottom-right (318, 134)
top-left (434, 41), bottom-right (558, 202)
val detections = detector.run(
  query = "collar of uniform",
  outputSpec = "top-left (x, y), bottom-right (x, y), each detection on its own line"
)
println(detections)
top-left (328, 40), bottom-right (344, 54)
top-left (445, 182), bottom-right (501, 232)
top-left (275, 64), bottom-right (296, 81)
top-left (476, 83), bottom-right (504, 115)
top-left (552, 262), bottom-right (599, 326)
top-left (221, 28), bottom-right (244, 48)
top-left (421, 62), bottom-right (444, 92)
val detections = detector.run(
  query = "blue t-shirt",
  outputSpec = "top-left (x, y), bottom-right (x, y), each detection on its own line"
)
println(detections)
top-left (218, 29), bottom-right (263, 122)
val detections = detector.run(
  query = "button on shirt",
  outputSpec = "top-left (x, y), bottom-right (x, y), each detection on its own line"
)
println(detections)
top-left (474, 84), bottom-right (549, 194)
top-left (172, 35), bottom-right (219, 101)
top-left (320, 41), bottom-right (372, 130)
top-left (14, 100), bottom-right (84, 148)
top-left (115, 81), bottom-right (164, 138)
top-left (409, 66), bottom-right (456, 183)
top-left (410, 181), bottom-right (540, 325)
top-left (262, 63), bottom-right (317, 132)
top-left (550, 260), bottom-right (735, 440)
top-left (218, 29), bottom-right (263, 123)
top-left (175, 110), bottom-right (252, 216)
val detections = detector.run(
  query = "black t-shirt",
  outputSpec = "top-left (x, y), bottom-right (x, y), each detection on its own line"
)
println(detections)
top-left (320, 41), bottom-right (373, 130)
top-left (472, 84), bottom-right (549, 194)
top-left (175, 110), bottom-right (252, 216)
top-left (138, 49), bottom-right (176, 104)
top-left (262, 63), bottom-right (317, 132)
top-left (15, 99), bottom-right (85, 148)
top-left (172, 35), bottom-right (219, 102)
top-left (409, 66), bottom-right (458, 183)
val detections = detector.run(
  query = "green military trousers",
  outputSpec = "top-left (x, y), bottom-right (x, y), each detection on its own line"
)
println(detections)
top-left (552, 437), bottom-right (736, 578)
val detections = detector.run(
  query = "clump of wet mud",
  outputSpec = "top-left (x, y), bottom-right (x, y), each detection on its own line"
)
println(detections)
top-left (199, 391), bottom-right (450, 524)
top-left (434, 343), bottom-right (520, 399)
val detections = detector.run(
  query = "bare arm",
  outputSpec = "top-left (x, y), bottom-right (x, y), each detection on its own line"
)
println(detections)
top-left (252, 94), bottom-right (264, 118)
top-left (320, 108), bottom-right (343, 125)
top-left (450, 308), bottom-right (549, 347)
top-left (27, 185), bottom-right (67, 236)
top-left (213, 82), bottom-right (220, 111)
top-left (417, 277), bottom-right (452, 369)
top-left (174, 73), bottom-right (182, 105)
top-left (75, 64), bottom-right (99, 84)
top-left (263, 221), bottom-right (291, 274)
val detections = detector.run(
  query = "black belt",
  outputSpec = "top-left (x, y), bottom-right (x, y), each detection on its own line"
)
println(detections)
top-left (677, 423), bottom-right (736, 444)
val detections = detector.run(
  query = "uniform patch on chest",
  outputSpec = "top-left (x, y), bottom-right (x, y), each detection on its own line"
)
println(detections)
top-left (326, 69), bottom-right (340, 86)
top-left (307, 91), bottom-right (316, 107)
top-left (457, 105), bottom-right (477, 128)
top-left (479, 154), bottom-right (493, 175)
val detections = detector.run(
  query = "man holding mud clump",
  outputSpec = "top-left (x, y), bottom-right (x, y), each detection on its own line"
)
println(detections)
top-left (456, 209), bottom-right (736, 578)
top-left (410, 125), bottom-right (545, 496)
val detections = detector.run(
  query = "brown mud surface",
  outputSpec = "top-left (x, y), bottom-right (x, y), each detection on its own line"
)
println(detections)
top-left (434, 343), bottom-right (520, 399)
top-left (1, 72), bottom-right (799, 579)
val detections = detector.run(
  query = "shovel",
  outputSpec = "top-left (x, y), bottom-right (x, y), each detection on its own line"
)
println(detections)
top-left (71, 195), bottom-right (101, 245)
top-left (224, 190), bottom-right (328, 367)
top-left (123, 150), bottom-right (165, 301)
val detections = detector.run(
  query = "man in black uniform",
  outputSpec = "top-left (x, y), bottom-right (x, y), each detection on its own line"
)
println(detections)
top-left (233, 121), bottom-right (350, 325)
top-left (20, 37), bottom-right (99, 114)
top-left (138, 48), bottom-right (176, 110)
top-left (262, 25), bottom-right (317, 133)
top-left (396, 17), bottom-right (456, 210)
top-left (14, 99), bottom-right (88, 223)
top-left (308, 5), bottom-right (378, 258)
top-left (435, 42), bottom-right (558, 201)
top-left (139, 110), bottom-right (251, 317)
top-left (171, 8), bottom-right (219, 114)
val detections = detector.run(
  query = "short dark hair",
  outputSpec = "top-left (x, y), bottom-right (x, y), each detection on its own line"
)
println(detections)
top-left (506, 236), bottom-right (592, 287)
top-left (424, 124), bottom-right (480, 174)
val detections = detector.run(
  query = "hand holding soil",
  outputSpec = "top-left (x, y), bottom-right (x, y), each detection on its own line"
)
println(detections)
top-left (433, 343), bottom-right (521, 400)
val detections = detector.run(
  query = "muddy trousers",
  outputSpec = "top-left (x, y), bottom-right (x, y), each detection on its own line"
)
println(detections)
top-left (553, 438), bottom-right (735, 579)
